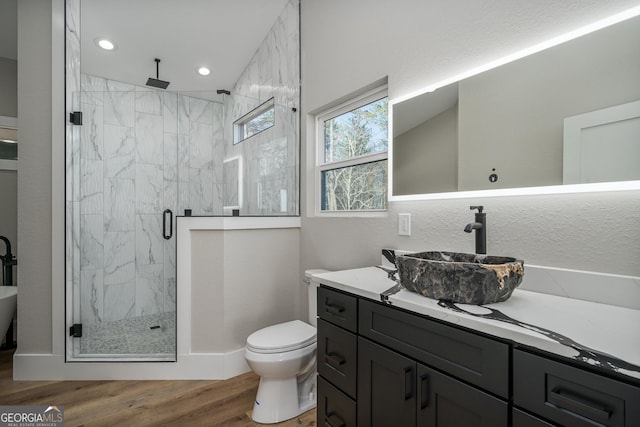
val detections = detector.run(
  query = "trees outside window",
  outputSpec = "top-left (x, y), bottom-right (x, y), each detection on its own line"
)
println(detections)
top-left (317, 88), bottom-right (388, 212)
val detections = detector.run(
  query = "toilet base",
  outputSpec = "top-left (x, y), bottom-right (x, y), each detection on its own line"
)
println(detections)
top-left (251, 375), bottom-right (316, 424)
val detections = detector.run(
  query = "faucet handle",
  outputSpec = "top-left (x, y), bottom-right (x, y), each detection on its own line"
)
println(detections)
top-left (470, 205), bottom-right (484, 213)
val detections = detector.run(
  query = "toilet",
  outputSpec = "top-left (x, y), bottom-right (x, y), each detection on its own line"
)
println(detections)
top-left (245, 269), bottom-right (328, 424)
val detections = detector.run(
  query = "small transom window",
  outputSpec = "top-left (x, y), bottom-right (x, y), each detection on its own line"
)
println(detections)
top-left (234, 98), bottom-right (275, 144)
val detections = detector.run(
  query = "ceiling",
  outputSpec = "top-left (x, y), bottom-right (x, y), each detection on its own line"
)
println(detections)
top-left (1, 0), bottom-right (290, 101)
top-left (81, 0), bottom-right (290, 100)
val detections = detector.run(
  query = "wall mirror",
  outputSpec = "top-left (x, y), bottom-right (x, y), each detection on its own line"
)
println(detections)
top-left (390, 13), bottom-right (640, 199)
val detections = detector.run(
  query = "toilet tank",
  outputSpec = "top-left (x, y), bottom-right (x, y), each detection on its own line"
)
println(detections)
top-left (305, 269), bottom-right (330, 327)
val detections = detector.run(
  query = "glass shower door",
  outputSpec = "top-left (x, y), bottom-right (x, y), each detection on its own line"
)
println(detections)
top-left (67, 84), bottom-right (178, 361)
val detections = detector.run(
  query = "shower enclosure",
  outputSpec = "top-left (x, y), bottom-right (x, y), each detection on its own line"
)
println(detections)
top-left (65, 0), bottom-right (300, 361)
top-left (68, 80), bottom-right (298, 361)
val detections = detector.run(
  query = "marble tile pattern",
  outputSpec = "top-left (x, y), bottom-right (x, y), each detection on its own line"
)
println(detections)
top-left (224, 0), bottom-right (300, 215)
top-left (73, 74), bottom-right (199, 328)
top-left (66, 0), bottom-right (300, 354)
top-left (71, 72), bottom-right (236, 327)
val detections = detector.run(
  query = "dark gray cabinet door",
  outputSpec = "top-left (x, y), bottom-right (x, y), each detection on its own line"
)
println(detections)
top-left (358, 337), bottom-right (416, 427)
top-left (417, 364), bottom-right (509, 427)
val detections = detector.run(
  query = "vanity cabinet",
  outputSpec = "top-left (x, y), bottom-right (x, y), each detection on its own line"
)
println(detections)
top-left (358, 299), bottom-right (508, 427)
top-left (316, 285), bottom-right (640, 427)
top-left (358, 337), bottom-right (508, 427)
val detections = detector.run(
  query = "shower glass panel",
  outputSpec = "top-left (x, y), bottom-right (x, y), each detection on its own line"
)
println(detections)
top-left (68, 87), bottom-right (298, 360)
top-left (221, 93), bottom-right (299, 216)
top-left (69, 85), bottom-right (180, 361)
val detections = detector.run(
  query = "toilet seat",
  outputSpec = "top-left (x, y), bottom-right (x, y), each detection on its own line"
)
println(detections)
top-left (246, 320), bottom-right (316, 354)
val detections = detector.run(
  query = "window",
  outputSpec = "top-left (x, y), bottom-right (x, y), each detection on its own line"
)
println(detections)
top-left (316, 87), bottom-right (388, 212)
top-left (234, 98), bottom-right (275, 144)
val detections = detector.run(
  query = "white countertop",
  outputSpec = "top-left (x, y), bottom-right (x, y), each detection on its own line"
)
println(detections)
top-left (314, 266), bottom-right (640, 382)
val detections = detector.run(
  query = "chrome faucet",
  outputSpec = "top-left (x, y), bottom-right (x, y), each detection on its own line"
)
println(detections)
top-left (464, 206), bottom-right (486, 254)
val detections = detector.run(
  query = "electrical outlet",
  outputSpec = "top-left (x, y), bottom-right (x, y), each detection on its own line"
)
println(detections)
top-left (399, 213), bottom-right (411, 236)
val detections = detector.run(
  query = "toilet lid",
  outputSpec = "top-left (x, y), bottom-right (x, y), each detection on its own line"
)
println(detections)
top-left (246, 320), bottom-right (316, 354)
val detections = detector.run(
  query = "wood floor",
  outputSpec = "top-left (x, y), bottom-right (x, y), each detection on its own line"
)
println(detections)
top-left (0, 349), bottom-right (316, 426)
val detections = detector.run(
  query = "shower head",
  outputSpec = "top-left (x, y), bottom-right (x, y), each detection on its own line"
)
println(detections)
top-left (146, 58), bottom-right (170, 89)
top-left (146, 78), bottom-right (170, 89)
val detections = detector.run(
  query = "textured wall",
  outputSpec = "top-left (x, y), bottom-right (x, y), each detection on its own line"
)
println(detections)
top-left (17, 0), bottom-right (53, 353)
top-left (300, 0), bottom-right (640, 312)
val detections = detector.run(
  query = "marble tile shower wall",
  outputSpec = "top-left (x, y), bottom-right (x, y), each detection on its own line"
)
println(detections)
top-left (75, 74), bottom-right (224, 324)
top-left (65, 0), bottom-right (300, 331)
top-left (225, 0), bottom-right (300, 215)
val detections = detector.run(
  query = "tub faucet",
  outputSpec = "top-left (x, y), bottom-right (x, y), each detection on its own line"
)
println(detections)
top-left (464, 206), bottom-right (486, 254)
top-left (0, 236), bottom-right (16, 286)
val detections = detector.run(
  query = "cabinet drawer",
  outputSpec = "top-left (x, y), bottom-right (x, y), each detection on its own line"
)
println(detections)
top-left (512, 408), bottom-right (555, 427)
top-left (318, 376), bottom-right (356, 427)
top-left (514, 349), bottom-right (640, 426)
top-left (318, 286), bottom-right (358, 332)
top-left (318, 319), bottom-right (357, 399)
top-left (359, 299), bottom-right (509, 398)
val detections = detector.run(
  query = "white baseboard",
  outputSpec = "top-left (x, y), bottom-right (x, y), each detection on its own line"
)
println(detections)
top-left (12, 348), bottom-right (250, 380)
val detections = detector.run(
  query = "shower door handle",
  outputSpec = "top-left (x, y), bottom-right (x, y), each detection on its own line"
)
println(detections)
top-left (163, 209), bottom-right (173, 240)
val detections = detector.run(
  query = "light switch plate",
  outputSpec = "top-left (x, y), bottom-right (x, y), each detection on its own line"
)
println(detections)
top-left (399, 213), bottom-right (411, 236)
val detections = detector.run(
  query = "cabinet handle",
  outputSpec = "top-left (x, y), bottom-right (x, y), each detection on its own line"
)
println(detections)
top-left (326, 352), bottom-right (346, 369)
top-left (548, 387), bottom-right (612, 424)
top-left (325, 412), bottom-right (345, 427)
top-left (420, 374), bottom-right (430, 409)
top-left (404, 366), bottom-right (414, 400)
top-left (325, 303), bottom-right (345, 316)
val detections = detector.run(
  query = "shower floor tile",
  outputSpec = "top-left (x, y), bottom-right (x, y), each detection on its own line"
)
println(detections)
top-left (77, 311), bottom-right (176, 359)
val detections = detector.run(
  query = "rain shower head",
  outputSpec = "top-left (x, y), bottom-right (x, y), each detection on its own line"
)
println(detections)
top-left (146, 77), bottom-right (170, 89)
top-left (146, 58), bottom-right (170, 89)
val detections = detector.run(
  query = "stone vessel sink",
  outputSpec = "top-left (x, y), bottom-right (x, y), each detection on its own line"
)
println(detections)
top-left (396, 251), bottom-right (524, 305)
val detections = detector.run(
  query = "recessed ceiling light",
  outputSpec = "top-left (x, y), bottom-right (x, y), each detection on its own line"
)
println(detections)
top-left (95, 38), bottom-right (117, 51)
top-left (197, 66), bottom-right (211, 76)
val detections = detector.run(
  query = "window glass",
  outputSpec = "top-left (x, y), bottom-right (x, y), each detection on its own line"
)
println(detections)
top-left (317, 89), bottom-right (388, 212)
top-left (234, 98), bottom-right (275, 144)
top-left (321, 160), bottom-right (387, 211)
top-left (323, 97), bottom-right (388, 163)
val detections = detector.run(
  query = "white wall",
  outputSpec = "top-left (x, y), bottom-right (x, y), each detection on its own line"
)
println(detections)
top-left (14, 0), bottom-right (640, 376)
top-left (190, 228), bottom-right (300, 353)
top-left (300, 0), bottom-right (640, 296)
top-left (0, 58), bottom-right (17, 118)
top-left (0, 170), bottom-right (17, 282)
top-left (0, 34), bottom-right (18, 279)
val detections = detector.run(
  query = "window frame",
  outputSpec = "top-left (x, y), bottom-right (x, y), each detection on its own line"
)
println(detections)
top-left (233, 97), bottom-right (275, 144)
top-left (315, 86), bottom-right (389, 216)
